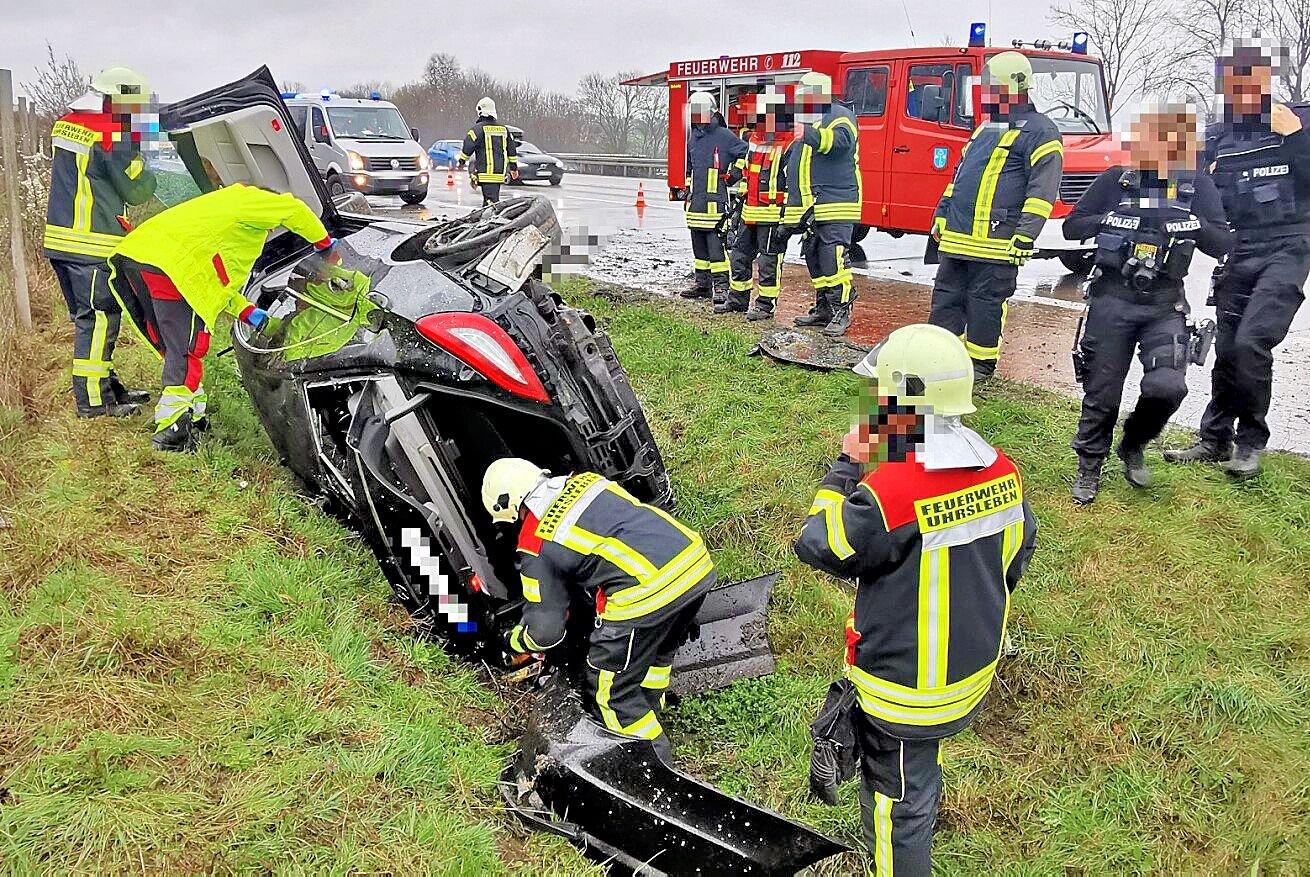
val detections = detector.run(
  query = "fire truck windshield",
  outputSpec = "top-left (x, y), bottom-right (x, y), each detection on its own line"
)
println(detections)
top-left (1024, 57), bottom-right (1110, 135)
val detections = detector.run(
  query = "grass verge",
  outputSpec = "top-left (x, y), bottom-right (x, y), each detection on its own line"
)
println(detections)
top-left (2, 275), bottom-right (1308, 874)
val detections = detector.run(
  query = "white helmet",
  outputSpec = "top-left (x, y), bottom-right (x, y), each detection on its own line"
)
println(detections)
top-left (91, 67), bottom-right (151, 106)
top-left (853, 324), bottom-right (976, 416)
top-left (482, 457), bottom-right (547, 523)
top-left (476, 97), bottom-right (497, 118)
top-left (688, 91), bottom-right (717, 117)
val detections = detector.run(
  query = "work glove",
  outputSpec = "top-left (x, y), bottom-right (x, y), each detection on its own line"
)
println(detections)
top-left (931, 216), bottom-right (946, 242)
top-left (510, 168), bottom-right (520, 181)
top-left (244, 308), bottom-right (270, 330)
top-left (1007, 235), bottom-right (1034, 266)
top-left (316, 236), bottom-right (342, 266)
top-left (456, 160), bottom-right (466, 170)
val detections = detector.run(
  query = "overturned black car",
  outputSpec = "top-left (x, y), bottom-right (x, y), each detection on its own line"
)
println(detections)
top-left (158, 68), bottom-right (848, 874)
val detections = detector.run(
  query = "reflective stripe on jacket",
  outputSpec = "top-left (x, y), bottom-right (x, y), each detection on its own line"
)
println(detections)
top-left (685, 116), bottom-right (748, 230)
top-left (794, 453), bottom-right (1037, 740)
top-left (110, 184), bottom-right (331, 328)
top-left (44, 111), bottom-right (157, 263)
top-left (510, 472), bottom-right (715, 652)
top-left (933, 104), bottom-right (1063, 262)
top-left (741, 133), bottom-right (793, 224)
top-left (783, 104), bottom-right (862, 225)
top-left (458, 118), bottom-right (518, 184)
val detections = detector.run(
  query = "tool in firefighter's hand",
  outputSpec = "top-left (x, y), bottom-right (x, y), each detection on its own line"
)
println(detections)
top-left (1207, 257), bottom-right (1227, 308)
top-left (1187, 317), bottom-right (1217, 366)
top-left (717, 191), bottom-right (745, 248)
top-left (809, 679), bottom-right (859, 805)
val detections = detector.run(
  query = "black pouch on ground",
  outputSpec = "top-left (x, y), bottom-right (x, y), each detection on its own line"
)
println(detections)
top-left (809, 677), bottom-right (860, 805)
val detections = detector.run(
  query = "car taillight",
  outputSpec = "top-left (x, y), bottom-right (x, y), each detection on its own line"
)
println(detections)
top-left (415, 313), bottom-right (551, 404)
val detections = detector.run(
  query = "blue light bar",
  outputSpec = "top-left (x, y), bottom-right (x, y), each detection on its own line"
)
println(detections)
top-left (969, 22), bottom-right (987, 47)
top-left (280, 92), bottom-right (296, 99)
top-left (1072, 31), bottom-right (1089, 54)
top-left (370, 91), bottom-right (381, 101)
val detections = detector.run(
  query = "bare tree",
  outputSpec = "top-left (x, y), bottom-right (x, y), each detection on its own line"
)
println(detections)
top-left (632, 85), bottom-right (669, 157)
top-left (1049, 0), bottom-right (1169, 111)
top-left (1261, 0), bottom-right (1310, 101)
top-left (22, 43), bottom-right (89, 118)
top-left (1152, 0), bottom-right (1261, 107)
top-left (578, 71), bottom-right (647, 153)
top-left (339, 80), bottom-right (393, 99)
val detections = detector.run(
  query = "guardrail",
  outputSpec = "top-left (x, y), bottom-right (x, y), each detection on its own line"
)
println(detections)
top-left (552, 153), bottom-right (666, 179)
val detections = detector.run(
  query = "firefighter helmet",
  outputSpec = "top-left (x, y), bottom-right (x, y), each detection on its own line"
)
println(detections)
top-left (90, 67), bottom-right (151, 106)
top-left (688, 91), bottom-right (717, 118)
top-left (983, 52), bottom-right (1033, 93)
top-left (476, 96), bottom-right (497, 118)
top-left (853, 324), bottom-right (976, 416)
top-left (482, 457), bottom-right (547, 523)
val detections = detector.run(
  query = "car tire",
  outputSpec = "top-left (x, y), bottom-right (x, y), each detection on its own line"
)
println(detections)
top-left (549, 175), bottom-right (562, 186)
top-left (327, 173), bottom-right (347, 198)
top-left (1059, 251), bottom-right (1094, 275)
top-left (401, 188), bottom-right (428, 205)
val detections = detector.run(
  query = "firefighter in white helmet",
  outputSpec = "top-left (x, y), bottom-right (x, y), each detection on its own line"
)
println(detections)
top-left (43, 66), bottom-right (158, 418)
top-left (681, 91), bottom-right (748, 305)
top-left (795, 324), bottom-right (1037, 875)
top-left (482, 458), bottom-right (714, 763)
top-left (458, 96), bottom-right (518, 205)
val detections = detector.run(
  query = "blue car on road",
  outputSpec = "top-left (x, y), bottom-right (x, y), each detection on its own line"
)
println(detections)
top-left (427, 139), bottom-right (463, 169)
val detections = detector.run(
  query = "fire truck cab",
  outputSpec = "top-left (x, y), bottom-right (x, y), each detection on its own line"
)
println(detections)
top-left (626, 42), bottom-right (1122, 272)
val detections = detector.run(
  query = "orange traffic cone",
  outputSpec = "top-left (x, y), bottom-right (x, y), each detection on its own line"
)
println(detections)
top-left (446, 169), bottom-right (455, 188)
top-left (635, 183), bottom-right (646, 209)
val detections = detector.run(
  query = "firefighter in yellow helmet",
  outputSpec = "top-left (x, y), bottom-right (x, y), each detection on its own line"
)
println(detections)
top-left (928, 51), bottom-right (1063, 380)
top-left (44, 66), bottom-right (158, 416)
top-left (482, 458), bottom-right (714, 763)
top-left (795, 324), bottom-right (1037, 874)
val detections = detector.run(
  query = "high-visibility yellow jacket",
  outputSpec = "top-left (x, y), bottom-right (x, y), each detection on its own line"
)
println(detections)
top-left (44, 110), bottom-right (157, 263)
top-left (507, 472), bottom-right (715, 653)
top-left (458, 118), bottom-right (518, 184)
top-left (111, 185), bottom-right (331, 327)
top-left (782, 104), bottom-right (862, 225)
top-left (795, 452), bottom-right (1037, 740)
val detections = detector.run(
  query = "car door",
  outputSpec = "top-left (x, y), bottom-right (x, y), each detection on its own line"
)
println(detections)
top-left (160, 66), bottom-right (341, 272)
top-left (840, 63), bottom-right (892, 227)
top-left (885, 59), bottom-right (976, 232)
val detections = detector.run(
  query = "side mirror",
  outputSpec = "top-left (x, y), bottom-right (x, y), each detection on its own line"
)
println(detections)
top-left (918, 85), bottom-right (947, 124)
top-left (410, 127), bottom-right (421, 141)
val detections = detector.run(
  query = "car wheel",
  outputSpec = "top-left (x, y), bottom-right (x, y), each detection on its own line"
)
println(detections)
top-left (327, 173), bottom-right (346, 197)
top-left (1059, 251), bottom-right (1094, 275)
top-left (401, 188), bottom-right (428, 205)
top-left (549, 175), bottom-right (562, 186)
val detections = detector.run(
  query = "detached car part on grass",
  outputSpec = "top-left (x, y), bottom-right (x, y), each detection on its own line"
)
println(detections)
top-left (159, 68), bottom-right (846, 875)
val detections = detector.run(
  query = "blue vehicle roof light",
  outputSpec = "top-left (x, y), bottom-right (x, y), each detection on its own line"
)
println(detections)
top-left (1072, 31), bottom-right (1089, 54)
top-left (969, 22), bottom-right (986, 47)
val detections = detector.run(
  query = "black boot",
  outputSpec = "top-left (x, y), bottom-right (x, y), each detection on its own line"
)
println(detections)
top-left (680, 283), bottom-right (711, 300)
top-left (78, 401), bottom-right (142, 418)
top-left (1071, 457), bottom-right (1103, 505)
top-left (972, 360), bottom-right (997, 382)
top-left (109, 373), bottom-right (151, 406)
top-left (1162, 440), bottom-right (1232, 464)
top-left (710, 275), bottom-right (731, 309)
top-left (1117, 443), bottom-right (1151, 488)
top-left (822, 302), bottom-right (854, 337)
top-left (746, 296), bottom-right (776, 321)
top-left (152, 412), bottom-right (199, 453)
top-left (1223, 447), bottom-right (1262, 480)
top-left (715, 287), bottom-right (751, 314)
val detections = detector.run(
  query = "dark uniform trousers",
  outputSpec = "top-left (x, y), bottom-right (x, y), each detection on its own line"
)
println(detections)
top-left (584, 594), bottom-right (705, 763)
top-left (728, 223), bottom-right (785, 309)
top-left (52, 259), bottom-right (122, 409)
top-left (479, 182), bottom-right (502, 206)
top-left (1200, 236), bottom-right (1310, 452)
top-left (1073, 292), bottom-right (1190, 460)
top-left (928, 256), bottom-right (1019, 369)
top-left (690, 228), bottom-right (729, 294)
top-left (804, 221), bottom-right (855, 308)
top-left (858, 718), bottom-right (941, 877)
top-left (110, 258), bottom-right (210, 431)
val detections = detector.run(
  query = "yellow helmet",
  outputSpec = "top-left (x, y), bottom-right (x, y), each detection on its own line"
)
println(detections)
top-left (853, 324), bottom-right (976, 416)
top-left (983, 51), bottom-right (1033, 93)
top-left (482, 457), bottom-right (547, 523)
top-left (90, 67), bottom-right (151, 106)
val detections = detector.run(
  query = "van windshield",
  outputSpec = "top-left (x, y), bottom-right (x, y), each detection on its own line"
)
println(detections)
top-left (1024, 56), bottom-right (1110, 134)
top-left (327, 106), bottom-right (410, 140)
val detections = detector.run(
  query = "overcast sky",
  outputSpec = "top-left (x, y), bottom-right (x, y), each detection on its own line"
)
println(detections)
top-left (5, 0), bottom-right (1071, 101)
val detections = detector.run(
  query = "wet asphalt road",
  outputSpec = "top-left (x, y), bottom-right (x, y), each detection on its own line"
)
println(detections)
top-left (369, 172), bottom-right (1310, 455)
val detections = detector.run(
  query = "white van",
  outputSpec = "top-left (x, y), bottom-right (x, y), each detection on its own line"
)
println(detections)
top-left (285, 93), bottom-right (430, 204)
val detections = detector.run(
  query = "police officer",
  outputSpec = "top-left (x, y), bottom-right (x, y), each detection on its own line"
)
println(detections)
top-left (795, 324), bottom-right (1036, 875)
top-left (1165, 38), bottom-right (1310, 479)
top-left (928, 52), bottom-right (1063, 380)
top-left (482, 458), bottom-right (713, 763)
top-left (44, 67), bottom-right (157, 417)
top-left (457, 97), bottom-right (518, 205)
top-left (109, 183), bottom-right (337, 451)
top-left (681, 91), bottom-right (748, 306)
top-left (721, 90), bottom-right (794, 319)
top-left (782, 72), bottom-right (862, 337)
top-left (1064, 105), bottom-right (1232, 504)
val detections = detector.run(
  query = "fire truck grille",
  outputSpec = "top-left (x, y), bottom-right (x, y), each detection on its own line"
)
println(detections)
top-left (367, 157), bottom-right (420, 172)
top-left (1059, 173), bottom-right (1099, 204)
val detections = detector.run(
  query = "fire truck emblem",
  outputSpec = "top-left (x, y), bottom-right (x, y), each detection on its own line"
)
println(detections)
top-left (932, 146), bottom-right (949, 170)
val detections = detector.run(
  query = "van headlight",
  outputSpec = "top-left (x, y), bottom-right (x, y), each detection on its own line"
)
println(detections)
top-left (347, 150), bottom-right (365, 171)
top-left (417, 153), bottom-right (431, 170)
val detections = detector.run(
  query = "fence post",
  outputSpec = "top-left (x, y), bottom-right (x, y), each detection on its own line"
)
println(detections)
top-left (0, 69), bottom-right (32, 330)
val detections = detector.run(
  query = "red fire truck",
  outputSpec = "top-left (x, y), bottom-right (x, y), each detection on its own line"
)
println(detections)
top-left (625, 41), bottom-right (1123, 272)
